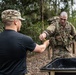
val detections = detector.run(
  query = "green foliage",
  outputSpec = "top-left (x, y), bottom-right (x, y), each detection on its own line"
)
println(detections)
top-left (69, 18), bottom-right (76, 28)
top-left (21, 21), bottom-right (42, 43)
top-left (68, 10), bottom-right (76, 28)
top-left (0, 0), bottom-right (76, 44)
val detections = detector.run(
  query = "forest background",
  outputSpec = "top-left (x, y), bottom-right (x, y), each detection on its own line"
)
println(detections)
top-left (0, 0), bottom-right (76, 47)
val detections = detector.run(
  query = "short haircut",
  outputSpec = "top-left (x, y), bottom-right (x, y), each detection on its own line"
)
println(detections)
top-left (60, 11), bottom-right (68, 18)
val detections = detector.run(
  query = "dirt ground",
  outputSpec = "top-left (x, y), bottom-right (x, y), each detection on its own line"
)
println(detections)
top-left (26, 50), bottom-right (52, 75)
top-left (26, 42), bottom-right (76, 75)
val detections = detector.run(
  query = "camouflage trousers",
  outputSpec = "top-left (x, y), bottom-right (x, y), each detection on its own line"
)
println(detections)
top-left (52, 46), bottom-right (74, 60)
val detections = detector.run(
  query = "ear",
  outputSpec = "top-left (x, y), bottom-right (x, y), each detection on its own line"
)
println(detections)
top-left (14, 20), bottom-right (17, 25)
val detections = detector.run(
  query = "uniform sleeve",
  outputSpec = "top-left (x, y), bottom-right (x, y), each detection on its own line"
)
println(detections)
top-left (71, 24), bottom-right (76, 36)
top-left (43, 24), bottom-right (56, 37)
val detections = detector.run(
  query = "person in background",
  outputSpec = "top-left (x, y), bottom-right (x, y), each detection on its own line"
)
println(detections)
top-left (0, 9), bottom-right (49, 75)
top-left (39, 11), bottom-right (76, 60)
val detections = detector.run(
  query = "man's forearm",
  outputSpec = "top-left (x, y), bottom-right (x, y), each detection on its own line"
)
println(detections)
top-left (43, 40), bottom-right (49, 48)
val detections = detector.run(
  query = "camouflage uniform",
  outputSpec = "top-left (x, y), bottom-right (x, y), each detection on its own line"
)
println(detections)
top-left (44, 20), bottom-right (76, 59)
top-left (47, 16), bottom-right (59, 24)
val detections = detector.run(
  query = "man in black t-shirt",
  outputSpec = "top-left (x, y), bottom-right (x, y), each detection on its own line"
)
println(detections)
top-left (0, 9), bottom-right (49, 75)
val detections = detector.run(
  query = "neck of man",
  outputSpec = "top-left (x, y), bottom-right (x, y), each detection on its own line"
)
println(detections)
top-left (5, 25), bottom-right (17, 32)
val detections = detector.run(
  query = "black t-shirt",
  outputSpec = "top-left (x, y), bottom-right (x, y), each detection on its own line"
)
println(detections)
top-left (0, 30), bottom-right (36, 75)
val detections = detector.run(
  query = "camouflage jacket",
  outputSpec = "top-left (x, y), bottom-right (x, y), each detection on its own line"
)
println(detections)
top-left (43, 21), bottom-right (76, 48)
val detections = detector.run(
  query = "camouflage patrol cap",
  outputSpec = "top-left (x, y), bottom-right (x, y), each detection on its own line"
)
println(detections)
top-left (1, 9), bottom-right (25, 21)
